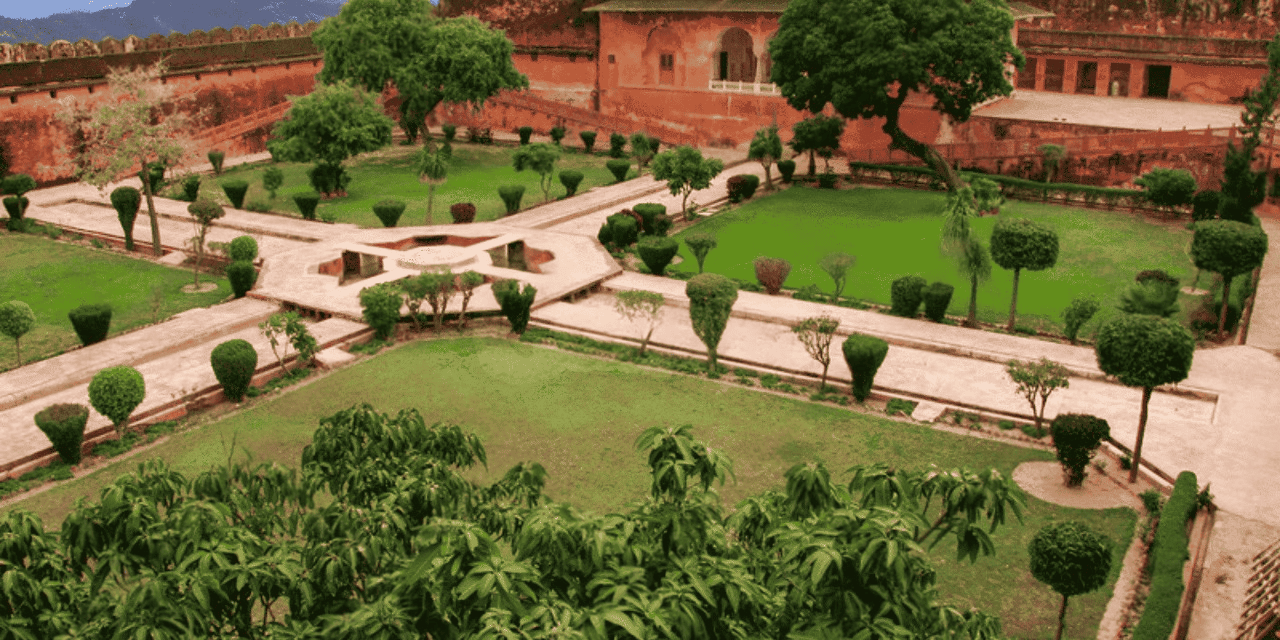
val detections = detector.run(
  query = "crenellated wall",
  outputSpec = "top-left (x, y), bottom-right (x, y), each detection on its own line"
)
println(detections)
top-left (1024, 0), bottom-right (1279, 37)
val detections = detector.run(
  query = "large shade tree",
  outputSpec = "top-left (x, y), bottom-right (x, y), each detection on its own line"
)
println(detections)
top-left (312, 0), bottom-right (528, 143)
top-left (268, 81), bottom-right (395, 196)
top-left (769, 0), bottom-right (1022, 192)
top-left (1095, 314), bottom-right (1195, 484)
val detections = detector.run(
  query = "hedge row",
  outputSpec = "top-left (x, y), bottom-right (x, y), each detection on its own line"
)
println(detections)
top-left (1130, 470), bottom-right (1201, 640)
top-left (847, 162), bottom-right (1170, 213)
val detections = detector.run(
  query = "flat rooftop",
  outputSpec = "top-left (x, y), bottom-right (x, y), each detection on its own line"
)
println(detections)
top-left (976, 90), bottom-right (1245, 131)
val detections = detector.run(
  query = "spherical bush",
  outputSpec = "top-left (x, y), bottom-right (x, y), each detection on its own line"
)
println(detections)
top-left (450, 202), bottom-right (476, 224)
top-left (88, 366), bottom-right (146, 431)
top-left (34, 403), bottom-right (89, 465)
top-left (227, 261), bottom-right (258, 299)
top-left (229, 235), bottom-right (258, 262)
top-left (210, 339), bottom-right (258, 402)
top-left (68, 303), bottom-right (113, 346)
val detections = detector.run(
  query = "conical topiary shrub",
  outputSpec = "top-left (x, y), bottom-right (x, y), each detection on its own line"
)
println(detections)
top-left (34, 403), bottom-right (89, 465)
top-left (373, 199), bottom-right (407, 227)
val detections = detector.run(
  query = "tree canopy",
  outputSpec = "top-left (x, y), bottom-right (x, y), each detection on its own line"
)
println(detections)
top-left (748, 125), bottom-right (783, 189)
top-left (269, 81), bottom-right (395, 168)
top-left (0, 403), bottom-right (1024, 638)
top-left (651, 146), bottom-right (725, 217)
top-left (1191, 219), bottom-right (1269, 335)
top-left (990, 217), bottom-right (1059, 331)
top-left (313, 0), bottom-right (527, 142)
top-left (769, 0), bottom-right (1021, 191)
top-left (789, 115), bottom-right (844, 177)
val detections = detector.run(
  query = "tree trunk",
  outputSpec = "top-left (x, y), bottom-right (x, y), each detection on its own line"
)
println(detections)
top-left (708, 347), bottom-right (717, 373)
top-left (641, 327), bottom-right (654, 357)
top-left (426, 184), bottom-right (435, 225)
top-left (1218, 273), bottom-right (1235, 338)
top-left (1129, 386), bottom-right (1153, 484)
top-left (141, 159), bottom-right (162, 255)
top-left (821, 361), bottom-right (830, 389)
top-left (1238, 267), bottom-right (1261, 345)
top-left (967, 273), bottom-right (979, 328)
top-left (1007, 268), bottom-right (1021, 332)
top-left (807, 150), bottom-right (816, 177)
top-left (881, 96), bottom-right (965, 192)
top-left (13, 338), bottom-right (20, 366)
top-left (1055, 594), bottom-right (1068, 640)
top-left (193, 241), bottom-right (202, 286)
top-left (763, 161), bottom-right (773, 190)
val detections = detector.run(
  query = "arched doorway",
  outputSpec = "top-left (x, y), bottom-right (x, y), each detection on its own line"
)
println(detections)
top-left (643, 26), bottom-right (682, 86)
top-left (716, 28), bottom-right (755, 83)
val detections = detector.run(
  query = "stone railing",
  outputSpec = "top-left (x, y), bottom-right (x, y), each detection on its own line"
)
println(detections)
top-left (1018, 28), bottom-right (1271, 64)
top-left (707, 80), bottom-right (782, 95)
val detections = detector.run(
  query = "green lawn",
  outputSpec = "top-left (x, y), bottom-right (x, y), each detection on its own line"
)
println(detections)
top-left (185, 141), bottom-right (628, 228)
top-left (672, 185), bottom-right (1197, 334)
top-left (7, 337), bottom-right (1135, 638)
top-left (0, 234), bottom-right (230, 372)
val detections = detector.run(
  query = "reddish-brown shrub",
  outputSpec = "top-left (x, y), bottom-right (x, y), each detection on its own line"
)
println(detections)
top-left (450, 202), bottom-right (476, 224)
top-left (754, 256), bottom-right (792, 295)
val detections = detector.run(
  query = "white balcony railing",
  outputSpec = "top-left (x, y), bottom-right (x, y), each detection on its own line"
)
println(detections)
top-left (708, 80), bottom-right (781, 95)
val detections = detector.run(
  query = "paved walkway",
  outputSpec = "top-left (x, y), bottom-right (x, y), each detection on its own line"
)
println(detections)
top-left (977, 90), bottom-right (1245, 131)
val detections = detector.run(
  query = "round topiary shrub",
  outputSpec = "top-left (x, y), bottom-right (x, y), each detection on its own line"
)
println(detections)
top-left (210, 339), bottom-right (258, 403)
top-left (294, 192), bottom-right (322, 220)
top-left (777, 159), bottom-right (797, 184)
top-left (222, 179), bottom-right (250, 209)
top-left (68, 303), bottom-right (113, 346)
top-left (637, 237), bottom-right (680, 276)
top-left (606, 213), bottom-right (639, 247)
top-left (226, 261), bottom-right (259, 298)
top-left (1050, 413), bottom-right (1111, 486)
top-left (559, 170), bottom-right (585, 197)
top-left (373, 199), bottom-right (407, 227)
top-left (597, 221), bottom-right (613, 247)
top-left (226, 236), bottom-right (257, 263)
top-left (34, 403), bottom-right (90, 464)
top-left (88, 366), bottom-right (146, 433)
top-left (606, 159), bottom-right (631, 183)
top-left (450, 202), bottom-right (476, 224)
top-left (498, 185), bottom-right (525, 215)
top-left (923, 282), bottom-right (955, 322)
top-left (890, 275), bottom-right (928, 317)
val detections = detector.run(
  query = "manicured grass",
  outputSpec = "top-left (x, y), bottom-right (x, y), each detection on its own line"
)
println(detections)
top-left (186, 141), bottom-right (629, 227)
top-left (672, 185), bottom-right (1197, 334)
top-left (0, 234), bottom-right (230, 372)
top-left (6, 337), bottom-right (1135, 637)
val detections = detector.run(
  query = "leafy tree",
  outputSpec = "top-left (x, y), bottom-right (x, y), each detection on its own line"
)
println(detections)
top-left (793, 315), bottom-right (839, 389)
top-left (262, 166), bottom-right (285, 199)
top-left (614, 290), bottom-right (665, 356)
top-left (186, 198), bottom-right (225, 288)
top-left (788, 114), bottom-right (844, 177)
top-left (400, 273), bottom-right (433, 332)
top-left (651, 146), bottom-right (725, 219)
top-left (1038, 144), bottom-right (1066, 183)
top-left (0, 300), bottom-right (36, 366)
top-left (416, 144), bottom-right (450, 224)
top-left (422, 268), bottom-right (456, 331)
top-left (684, 232), bottom-right (718, 274)
top-left (1005, 358), bottom-right (1071, 431)
top-left (259, 311), bottom-right (320, 372)
top-left (87, 365), bottom-right (145, 434)
top-left (312, 0), bottom-right (527, 143)
top-left (770, 0), bottom-right (1020, 191)
top-left (748, 125), bottom-right (783, 189)
top-left (1050, 414), bottom-right (1110, 487)
top-left (1221, 32), bottom-right (1280, 223)
top-left (686, 273), bottom-right (738, 372)
top-left (1095, 314), bottom-right (1195, 483)
top-left (818, 251), bottom-right (856, 304)
top-left (268, 81), bottom-right (394, 196)
top-left (455, 270), bottom-right (486, 330)
top-left (1028, 522), bottom-right (1113, 640)
top-left (359, 283), bottom-right (403, 340)
top-left (512, 142), bottom-right (561, 203)
top-left (51, 60), bottom-right (199, 255)
top-left (1191, 220), bottom-right (1269, 336)
top-left (1135, 167), bottom-right (1197, 215)
top-left (990, 217), bottom-right (1059, 331)
top-left (629, 132), bottom-right (656, 174)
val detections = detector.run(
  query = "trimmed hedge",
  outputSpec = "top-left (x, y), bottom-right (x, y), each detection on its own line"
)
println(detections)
top-left (638, 237), bottom-right (680, 276)
top-left (848, 162), bottom-right (1153, 210)
top-left (373, 199), bottom-right (407, 228)
top-left (728, 175), bottom-right (761, 203)
top-left (68, 303), bottom-right (113, 346)
top-left (606, 159), bottom-right (631, 183)
top-left (1130, 471), bottom-right (1201, 640)
top-left (633, 203), bottom-right (668, 236)
top-left (221, 179), bottom-right (250, 209)
top-left (1050, 413), bottom-right (1110, 486)
top-left (498, 185), bottom-right (526, 215)
top-left (842, 333), bottom-right (889, 402)
top-left (777, 159), bottom-right (796, 184)
top-left (580, 130), bottom-right (597, 153)
top-left (210, 339), bottom-right (258, 403)
top-left (923, 282), bottom-right (954, 322)
top-left (227, 261), bottom-right (258, 299)
top-left (890, 275), bottom-right (928, 317)
top-left (294, 192), bottom-right (322, 220)
top-left (34, 403), bottom-right (89, 465)
top-left (181, 174), bottom-right (201, 201)
top-left (229, 235), bottom-right (258, 262)
top-left (559, 170), bottom-right (585, 197)
top-left (450, 202), bottom-right (477, 224)
top-left (601, 212), bottom-right (639, 248)
top-left (609, 133), bottom-right (627, 158)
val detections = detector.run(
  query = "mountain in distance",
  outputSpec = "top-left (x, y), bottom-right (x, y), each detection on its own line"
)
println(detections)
top-left (0, 0), bottom-right (348, 46)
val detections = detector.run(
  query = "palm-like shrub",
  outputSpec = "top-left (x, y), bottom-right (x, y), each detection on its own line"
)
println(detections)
top-left (210, 339), bottom-right (258, 402)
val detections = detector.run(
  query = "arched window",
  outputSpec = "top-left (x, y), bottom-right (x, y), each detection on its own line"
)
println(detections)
top-left (716, 28), bottom-right (755, 83)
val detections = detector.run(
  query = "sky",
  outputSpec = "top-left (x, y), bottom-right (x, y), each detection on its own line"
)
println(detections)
top-left (0, 0), bottom-right (133, 20)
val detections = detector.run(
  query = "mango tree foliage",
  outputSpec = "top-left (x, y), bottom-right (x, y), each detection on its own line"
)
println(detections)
top-left (769, 0), bottom-right (1022, 191)
top-left (0, 403), bottom-right (1023, 638)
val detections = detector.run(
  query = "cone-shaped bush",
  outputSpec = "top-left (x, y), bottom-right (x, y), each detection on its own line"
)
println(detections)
top-left (550, 126), bottom-right (566, 145)
top-left (210, 339), bottom-right (258, 403)
top-left (638, 237), bottom-right (680, 276)
top-left (294, 192), bottom-right (321, 220)
top-left (88, 366), bottom-right (145, 433)
top-left (609, 133), bottom-right (627, 158)
top-left (890, 275), bottom-right (928, 317)
top-left (109, 186), bottom-right (141, 250)
top-left (181, 174), bottom-right (201, 201)
top-left (633, 203), bottom-right (666, 235)
top-left (842, 333), bottom-right (889, 402)
top-left (580, 130), bottom-right (597, 153)
top-left (754, 257), bottom-right (792, 294)
top-left (606, 160), bottom-right (630, 183)
top-left (372, 199), bottom-right (407, 227)
top-left (227, 261), bottom-right (258, 298)
top-left (687, 273), bottom-right (739, 372)
top-left (34, 403), bottom-right (89, 465)
top-left (222, 179), bottom-right (250, 209)
top-left (68, 303), bottom-right (113, 346)
top-left (518, 126), bottom-right (533, 145)
top-left (559, 170), bottom-right (585, 197)
top-left (492, 279), bottom-right (537, 334)
top-left (923, 282), bottom-right (955, 322)
top-left (208, 150), bottom-right (226, 175)
top-left (498, 185), bottom-right (525, 215)
top-left (778, 159), bottom-right (796, 184)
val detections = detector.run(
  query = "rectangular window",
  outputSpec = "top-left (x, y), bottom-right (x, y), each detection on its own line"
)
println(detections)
top-left (1017, 57), bottom-right (1037, 90)
top-left (608, 54), bottom-right (616, 63)
top-left (1043, 59), bottom-right (1065, 92)
top-left (660, 52), bottom-right (675, 85)
top-left (660, 53), bottom-right (674, 70)
top-left (719, 51), bottom-right (729, 81)
top-left (1146, 64), bottom-right (1171, 98)
top-left (1075, 61), bottom-right (1097, 94)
